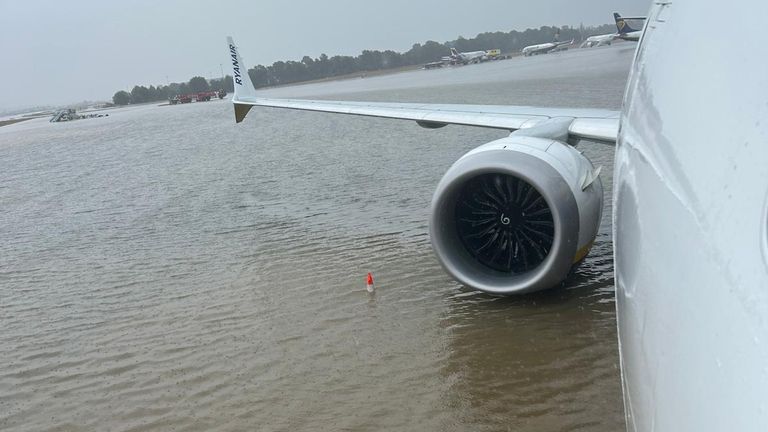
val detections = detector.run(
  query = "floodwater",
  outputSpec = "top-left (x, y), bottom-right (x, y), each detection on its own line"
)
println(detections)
top-left (1, 45), bottom-right (635, 431)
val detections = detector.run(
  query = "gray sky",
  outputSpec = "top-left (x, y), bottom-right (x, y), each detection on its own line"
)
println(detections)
top-left (0, 0), bottom-right (649, 109)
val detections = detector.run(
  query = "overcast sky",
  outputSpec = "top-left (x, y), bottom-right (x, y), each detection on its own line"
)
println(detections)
top-left (0, 0), bottom-right (649, 110)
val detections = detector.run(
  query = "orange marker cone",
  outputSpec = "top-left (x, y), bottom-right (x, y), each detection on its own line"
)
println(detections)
top-left (366, 272), bottom-right (375, 293)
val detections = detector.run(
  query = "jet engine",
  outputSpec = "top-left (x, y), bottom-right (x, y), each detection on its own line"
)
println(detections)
top-left (429, 135), bottom-right (603, 294)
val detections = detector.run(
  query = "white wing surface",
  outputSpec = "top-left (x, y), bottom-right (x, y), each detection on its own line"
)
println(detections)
top-left (226, 37), bottom-right (619, 143)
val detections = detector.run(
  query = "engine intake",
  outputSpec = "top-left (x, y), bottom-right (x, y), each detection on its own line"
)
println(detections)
top-left (455, 173), bottom-right (555, 274)
top-left (430, 136), bottom-right (602, 294)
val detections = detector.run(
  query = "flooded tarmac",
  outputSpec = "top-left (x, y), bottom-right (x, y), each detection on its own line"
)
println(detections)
top-left (1, 45), bottom-right (634, 431)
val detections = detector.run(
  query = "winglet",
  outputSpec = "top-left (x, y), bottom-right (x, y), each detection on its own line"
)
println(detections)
top-left (234, 103), bottom-right (252, 123)
top-left (226, 36), bottom-right (257, 123)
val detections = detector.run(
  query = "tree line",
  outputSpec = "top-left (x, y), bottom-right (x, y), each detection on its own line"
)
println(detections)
top-left (112, 23), bottom-right (615, 106)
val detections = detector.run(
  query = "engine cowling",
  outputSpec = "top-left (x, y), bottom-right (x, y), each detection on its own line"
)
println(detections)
top-left (429, 135), bottom-right (603, 294)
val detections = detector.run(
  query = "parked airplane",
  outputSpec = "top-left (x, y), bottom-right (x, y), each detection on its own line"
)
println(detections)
top-left (228, 1), bottom-right (768, 427)
top-left (614, 12), bottom-right (644, 41)
top-left (521, 38), bottom-right (573, 56)
top-left (580, 33), bottom-right (615, 48)
top-left (580, 12), bottom-right (646, 48)
top-left (448, 47), bottom-right (486, 64)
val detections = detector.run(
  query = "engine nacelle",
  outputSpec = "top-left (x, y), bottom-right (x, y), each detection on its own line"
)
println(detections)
top-left (429, 136), bottom-right (603, 294)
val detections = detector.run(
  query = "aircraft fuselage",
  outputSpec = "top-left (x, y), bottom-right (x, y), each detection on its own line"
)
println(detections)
top-left (614, 1), bottom-right (768, 430)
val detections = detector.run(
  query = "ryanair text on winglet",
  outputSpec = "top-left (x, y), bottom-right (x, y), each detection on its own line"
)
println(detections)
top-left (230, 44), bottom-right (242, 86)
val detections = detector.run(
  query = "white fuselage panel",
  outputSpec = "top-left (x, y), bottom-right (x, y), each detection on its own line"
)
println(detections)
top-left (614, 2), bottom-right (768, 431)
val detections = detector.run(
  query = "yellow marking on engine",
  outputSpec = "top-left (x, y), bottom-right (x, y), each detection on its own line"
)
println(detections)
top-left (573, 240), bottom-right (595, 264)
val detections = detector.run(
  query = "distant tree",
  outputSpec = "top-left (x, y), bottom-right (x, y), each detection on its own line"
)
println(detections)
top-left (328, 55), bottom-right (357, 76)
top-left (209, 75), bottom-right (234, 92)
top-left (421, 41), bottom-right (447, 62)
top-left (113, 90), bottom-right (131, 105)
top-left (147, 85), bottom-right (167, 101)
top-left (188, 76), bottom-right (209, 93)
top-left (166, 82), bottom-right (181, 97)
top-left (130, 85), bottom-right (151, 104)
top-left (381, 50), bottom-right (402, 68)
top-left (453, 36), bottom-right (471, 52)
top-left (358, 50), bottom-right (383, 70)
top-left (249, 66), bottom-right (271, 88)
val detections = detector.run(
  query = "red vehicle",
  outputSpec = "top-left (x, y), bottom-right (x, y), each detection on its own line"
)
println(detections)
top-left (169, 90), bottom-right (226, 105)
top-left (195, 91), bottom-right (216, 101)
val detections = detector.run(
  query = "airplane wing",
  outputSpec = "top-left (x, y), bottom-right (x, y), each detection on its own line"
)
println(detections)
top-left (227, 37), bottom-right (619, 143)
top-left (233, 97), bottom-right (619, 143)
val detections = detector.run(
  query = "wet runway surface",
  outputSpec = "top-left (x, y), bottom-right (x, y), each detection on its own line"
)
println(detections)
top-left (1, 44), bottom-right (634, 431)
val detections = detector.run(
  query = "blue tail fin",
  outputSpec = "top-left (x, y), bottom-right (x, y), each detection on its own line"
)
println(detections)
top-left (613, 13), bottom-right (639, 34)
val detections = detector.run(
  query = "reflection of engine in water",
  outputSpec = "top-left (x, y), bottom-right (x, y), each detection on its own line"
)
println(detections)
top-left (429, 136), bottom-right (603, 294)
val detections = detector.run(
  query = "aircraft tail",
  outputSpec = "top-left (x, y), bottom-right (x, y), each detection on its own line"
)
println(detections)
top-left (226, 36), bottom-right (257, 122)
top-left (450, 47), bottom-right (459, 57)
top-left (613, 13), bottom-right (639, 34)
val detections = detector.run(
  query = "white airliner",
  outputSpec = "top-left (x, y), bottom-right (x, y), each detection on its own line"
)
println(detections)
top-left (521, 39), bottom-right (573, 56)
top-left (227, 1), bottom-right (768, 429)
top-left (580, 13), bottom-right (646, 48)
top-left (448, 47), bottom-right (486, 64)
top-left (580, 33), bottom-right (615, 48)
